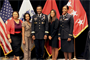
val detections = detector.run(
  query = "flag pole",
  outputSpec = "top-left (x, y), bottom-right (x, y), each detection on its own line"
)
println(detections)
top-left (73, 38), bottom-right (77, 60)
top-left (46, 56), bottom-right (51, 60)
top-left (2, 55), bottom-right (9, 60)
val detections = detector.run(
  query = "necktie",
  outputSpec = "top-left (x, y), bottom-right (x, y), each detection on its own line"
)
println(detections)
top-left (39, 14), bottom-right (40, 18)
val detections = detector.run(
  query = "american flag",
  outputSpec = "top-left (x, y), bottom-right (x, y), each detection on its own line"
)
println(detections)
top-left (0, 0), bottom-right (13, 55)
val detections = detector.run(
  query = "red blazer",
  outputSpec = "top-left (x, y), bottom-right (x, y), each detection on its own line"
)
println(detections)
top-left (6, 17), bottom-right (23, 34)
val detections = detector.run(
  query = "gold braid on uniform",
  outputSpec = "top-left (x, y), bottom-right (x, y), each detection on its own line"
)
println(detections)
top-left (69, 34), bottom-right (72, 36)
top-left (31, 31), bottom-right (35, 33)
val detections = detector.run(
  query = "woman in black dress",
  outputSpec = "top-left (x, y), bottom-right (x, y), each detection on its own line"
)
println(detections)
top-left (48, 9), bottom-right (59, 60)
top-left (58, 6), bottom-right (74, 60)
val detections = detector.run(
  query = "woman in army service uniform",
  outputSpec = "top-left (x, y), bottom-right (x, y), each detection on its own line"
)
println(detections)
top-left (58, 6), bottom-right (74, 60)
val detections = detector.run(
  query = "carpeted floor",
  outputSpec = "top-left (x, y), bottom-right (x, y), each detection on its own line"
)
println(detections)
top-left (0, 57), bottom-right (86, 60)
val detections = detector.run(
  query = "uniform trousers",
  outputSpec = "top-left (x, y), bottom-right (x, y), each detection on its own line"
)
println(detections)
top-left (34, 39), bottom-right (45, 59)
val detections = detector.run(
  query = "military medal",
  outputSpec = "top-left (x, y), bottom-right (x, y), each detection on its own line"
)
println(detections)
top-left (34, 22), bottom-right (37, 24)
top-left (64, 18), bottom-right (68, 20)
top-left (34, 17), bottom-right (37, 21)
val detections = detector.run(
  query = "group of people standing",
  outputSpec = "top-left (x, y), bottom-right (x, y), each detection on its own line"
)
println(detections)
top-left (6, 5), bottom-right (74, 60)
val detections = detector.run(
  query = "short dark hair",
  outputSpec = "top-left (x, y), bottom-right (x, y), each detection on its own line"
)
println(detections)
top-left (63, 5), bottom-right (69, 10)
top-left (12, 11), bottom-right (19, 18)
top-left (37, 5), bottom-right (42, 9)
top-left (24, 13), bottom-right (31, 21)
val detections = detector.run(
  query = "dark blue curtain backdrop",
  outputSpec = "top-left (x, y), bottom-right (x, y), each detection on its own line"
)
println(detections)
top-left (0, 0), bottom-right (90, 59)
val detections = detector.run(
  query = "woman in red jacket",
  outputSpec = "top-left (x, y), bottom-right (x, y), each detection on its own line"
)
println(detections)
top-left (6, 11), bottom-right (23, 60)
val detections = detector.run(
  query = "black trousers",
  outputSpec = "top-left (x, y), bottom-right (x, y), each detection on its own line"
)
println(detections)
top-left (34, 39), bottom-right (45, 59)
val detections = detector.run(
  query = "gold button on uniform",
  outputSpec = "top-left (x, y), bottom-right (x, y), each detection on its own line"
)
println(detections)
top-left (39, 22), bottom-right (40, 24)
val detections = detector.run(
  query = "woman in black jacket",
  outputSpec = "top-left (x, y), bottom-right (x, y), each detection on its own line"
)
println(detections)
top-left (48, 9), bottom-right (59, 60)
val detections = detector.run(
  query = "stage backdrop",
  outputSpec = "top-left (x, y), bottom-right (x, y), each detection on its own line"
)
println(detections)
top-left (0, 0), bottom-right (90, 59)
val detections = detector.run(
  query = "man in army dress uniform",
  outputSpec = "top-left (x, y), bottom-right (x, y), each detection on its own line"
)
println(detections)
top-left (31, 6), bottom-right (49, 60)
